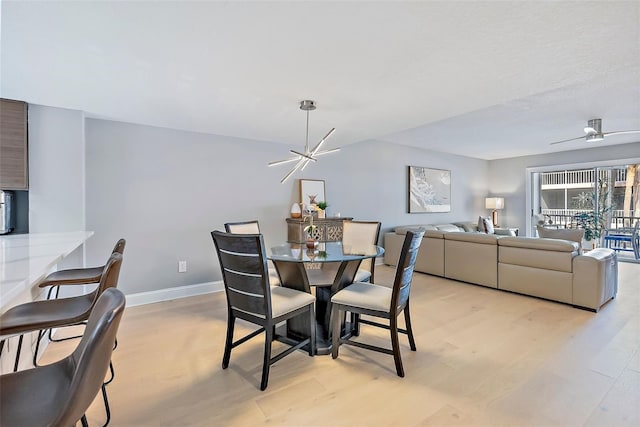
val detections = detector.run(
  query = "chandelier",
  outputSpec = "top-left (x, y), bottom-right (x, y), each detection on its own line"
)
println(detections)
top-left (268, 100), bottom-right (339, 183)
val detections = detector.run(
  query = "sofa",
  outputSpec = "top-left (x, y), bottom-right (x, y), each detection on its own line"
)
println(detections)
top-left (383, 223), bottom-right (618, 312)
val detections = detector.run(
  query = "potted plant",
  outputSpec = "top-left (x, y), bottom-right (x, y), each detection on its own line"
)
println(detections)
top-left (316, 201), bottom-right (328, 218)
top-left (572, 178), bottom-right (614, 248)
top-left (303, 215), bottom-right (318, 249)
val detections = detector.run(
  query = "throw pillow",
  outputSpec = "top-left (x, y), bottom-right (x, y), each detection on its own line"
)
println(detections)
top-left (477, 216), bottom-right (495, 234)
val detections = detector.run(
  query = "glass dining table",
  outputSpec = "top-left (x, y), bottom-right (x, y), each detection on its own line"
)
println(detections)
top-left (269, 241), bottom-right (384, 355)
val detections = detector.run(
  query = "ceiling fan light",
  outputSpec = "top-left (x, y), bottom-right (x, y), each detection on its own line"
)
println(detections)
top-left (584, 126), bottom-right (596, 134)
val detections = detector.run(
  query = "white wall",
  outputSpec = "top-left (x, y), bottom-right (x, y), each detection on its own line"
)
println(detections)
top-left (488, 142), bottom-right (640, 234)
top-left (85, 119), bottom-right (489, 295)
top-left (28, 104), bottom-right (85, 233)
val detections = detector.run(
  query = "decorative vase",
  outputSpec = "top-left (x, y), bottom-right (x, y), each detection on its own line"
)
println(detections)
top-left (290, 203), bottom-right (302, 219)
top-left (305, 238), bottom-right (318, 249)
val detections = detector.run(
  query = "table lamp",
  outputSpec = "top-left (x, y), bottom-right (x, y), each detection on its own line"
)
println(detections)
top-left (485, 197), bottom-right (504, 227)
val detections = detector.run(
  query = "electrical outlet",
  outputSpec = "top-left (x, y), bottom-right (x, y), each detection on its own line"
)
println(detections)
top-left (178, 260), bottom-right (187, 273)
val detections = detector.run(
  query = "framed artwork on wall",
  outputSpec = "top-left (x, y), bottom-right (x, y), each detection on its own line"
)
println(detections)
top-left (299, 179), bottom-right (325, 205)
top-left (408, 166), bottom-right (451, 213)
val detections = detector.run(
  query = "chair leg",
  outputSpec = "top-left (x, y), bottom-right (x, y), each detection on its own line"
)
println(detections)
top-left (331, 308), bottom-right (341, 359)
top-left (390, 316), bottom-right (404, 377)
top-left (404, 303), bottom-right (417, 351)
top-left (308, 305), bottom-right (316, 357)
top-left (80, 415), bottom-right (89, 427)
top-left (33, 329), bottom-right (45, 367)
top-left (222, 311), bottom-right (235, 369)
top-left (101, 383), bottom-right (111, 427)
top-left (104, 360), bottom-right (115, 385)
top-left (260, 326), bottom-right (273, 391)
top-left (13, 334), bottom-right (24, 372)
top-left (351, 312), bottom-right (360, 336)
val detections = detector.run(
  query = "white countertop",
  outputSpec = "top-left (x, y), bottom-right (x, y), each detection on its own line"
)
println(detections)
top-left (0, 231), bottom-right (94, 311)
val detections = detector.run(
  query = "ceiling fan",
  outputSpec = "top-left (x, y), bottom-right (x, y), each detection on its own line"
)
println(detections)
top-left (550, 118), bottom-right (640, 145)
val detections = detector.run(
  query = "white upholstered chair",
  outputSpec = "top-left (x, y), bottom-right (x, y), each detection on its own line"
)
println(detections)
top-left (342, 220), bottom-right (381, 283)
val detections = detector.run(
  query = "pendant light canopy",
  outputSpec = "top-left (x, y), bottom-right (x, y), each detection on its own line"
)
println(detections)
top-left (268, 100), bottom-right (339, 183)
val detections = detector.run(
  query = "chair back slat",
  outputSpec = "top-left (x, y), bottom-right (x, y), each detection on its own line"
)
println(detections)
top-left (212, 231), bottom-right (271, 319)
top-left (391, 229), bottom-right (424, 314)
top-left (225, 220), bottom-right (261, 234)
top-left (112, 238), bottom-right (127, 255)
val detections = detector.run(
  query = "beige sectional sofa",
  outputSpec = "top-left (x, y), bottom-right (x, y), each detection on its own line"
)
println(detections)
top-left (383, 223), bottom-right (618, 312)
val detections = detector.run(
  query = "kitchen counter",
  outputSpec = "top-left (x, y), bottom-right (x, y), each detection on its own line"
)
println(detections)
top-left (0, 231), bottom-right (93, 312)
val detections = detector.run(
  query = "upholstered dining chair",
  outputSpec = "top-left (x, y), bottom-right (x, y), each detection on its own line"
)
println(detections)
top-left (0, 288), bottom-right (126, 427)
top-left (224, 220), bottom-right (281, 285)
top-left (330, 229), bottom-right (424, 377)
top-left (342, 220), bottom-right (381, 283)
top-left (211, 230), bottom-right (316, 390)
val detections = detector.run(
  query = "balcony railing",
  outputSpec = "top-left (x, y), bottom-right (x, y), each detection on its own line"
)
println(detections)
top-left (541, 169), bottom-right (627, 187)
top-left (540, 209), bottom-right (639, 230)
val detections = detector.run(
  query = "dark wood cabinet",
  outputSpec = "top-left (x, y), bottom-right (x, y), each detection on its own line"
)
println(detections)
top-left (286, 217), bottom-right (352, 243)
top-left (0, 99), bottom-right (28, 190)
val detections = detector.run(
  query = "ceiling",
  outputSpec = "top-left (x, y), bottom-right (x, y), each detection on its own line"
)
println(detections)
top-left (1, 1), bottom-right (639, 160)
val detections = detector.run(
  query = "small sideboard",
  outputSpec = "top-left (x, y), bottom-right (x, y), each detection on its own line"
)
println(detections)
top-left (286, 217), bottom-right (352, 243)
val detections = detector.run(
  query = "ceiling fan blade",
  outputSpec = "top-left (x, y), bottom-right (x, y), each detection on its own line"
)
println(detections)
top-left (603, 130), bottom-right (640, 137)
top-left (550, 135), bottom-right (585, 145)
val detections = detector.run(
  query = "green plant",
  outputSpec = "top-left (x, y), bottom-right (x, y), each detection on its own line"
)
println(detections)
top-left (303, 215), bottom-right (316, 237)
top-left (572, 178), bottom-right (614, 241)
top-left (316, 201), bottom-right (328, 211)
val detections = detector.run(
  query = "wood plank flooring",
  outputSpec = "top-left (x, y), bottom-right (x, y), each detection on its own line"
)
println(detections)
top-left (41, 263), bottom-right (640, 426)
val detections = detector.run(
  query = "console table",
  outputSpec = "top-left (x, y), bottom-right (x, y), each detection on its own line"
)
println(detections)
top-left (286, 217), bottom-right (352, 243)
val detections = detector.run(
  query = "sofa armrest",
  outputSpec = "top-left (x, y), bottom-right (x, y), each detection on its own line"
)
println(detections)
top-left (572, 248), bottom-right (618, 311)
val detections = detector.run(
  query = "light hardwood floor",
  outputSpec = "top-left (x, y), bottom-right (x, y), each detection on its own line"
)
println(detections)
top-left (42, 263), bottom-right (640, 426)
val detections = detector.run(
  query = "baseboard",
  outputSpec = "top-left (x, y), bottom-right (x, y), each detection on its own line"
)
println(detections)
top-left (125, 281), bottom-right (224, 307)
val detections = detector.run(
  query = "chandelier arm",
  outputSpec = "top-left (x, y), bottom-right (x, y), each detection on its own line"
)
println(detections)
top-left (281, 158), bottom-right (308, 183)
top-left (289, 150), bottom-right (317, 161)
top-left (313, 147), bottom-right (341, 156)
top-left (310, 128), bottom-right (336, 155)
top-left (268, 156), bottom-right (301, 167)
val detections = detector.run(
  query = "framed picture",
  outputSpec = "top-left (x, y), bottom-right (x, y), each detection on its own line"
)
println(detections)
top-left (299, 179), bottom-right (325, 205)
top-left (408, 166), bottom-right (451, 213)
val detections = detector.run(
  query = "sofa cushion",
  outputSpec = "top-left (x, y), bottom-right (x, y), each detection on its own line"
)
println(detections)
top-left (395, 225), bottom-right (437, 235)
top-left (536, 226), bottom-right (585, 246)
top-left (424, 230), bottom-right (446, 239)
top-left (444, 232), bottom-right (500, 244)
top-left (454, 222), bottom-right (479, 232)
top-left (498, 237), bottom-right (578, 273)
top-left (435, 224), bottom-right (464, 233)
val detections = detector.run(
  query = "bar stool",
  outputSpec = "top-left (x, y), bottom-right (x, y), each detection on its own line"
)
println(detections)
top-left (38, 239), bottom-right (126, 383)
top-left (0, 253), bottom-right (123, 426)
top-left (0, 288), bottom-right (126, 427)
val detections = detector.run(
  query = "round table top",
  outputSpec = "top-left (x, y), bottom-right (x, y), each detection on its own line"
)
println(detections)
top-left (269, 241), bottom-right (384, 263)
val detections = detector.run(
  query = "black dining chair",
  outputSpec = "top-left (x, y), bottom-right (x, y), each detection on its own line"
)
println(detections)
top-left (330, 229), bottom-right (424, 377)
top-left (211, 230), bottom-right (316, 390)
top-left (0, 288), bottom-right (126, 427)
top-left (224, 220), bottom-right (281, 286)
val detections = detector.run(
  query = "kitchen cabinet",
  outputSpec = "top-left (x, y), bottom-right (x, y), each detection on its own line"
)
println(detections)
top-left (0, 99), bottom-right (28, 190)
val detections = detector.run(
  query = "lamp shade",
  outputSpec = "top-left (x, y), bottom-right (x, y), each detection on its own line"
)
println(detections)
top-left (485, 197), bottom-right (504, 210)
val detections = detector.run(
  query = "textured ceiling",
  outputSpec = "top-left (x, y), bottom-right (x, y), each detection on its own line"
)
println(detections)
top-left (1, 1), bottom-right (639, 160)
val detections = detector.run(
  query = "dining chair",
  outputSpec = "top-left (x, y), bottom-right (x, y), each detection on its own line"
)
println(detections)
top-left (342, 220), bottom-right (381, 283)
top-left (330, 229), bottom-right (424, 377)
top-left (211, 230), bottom-right (316, 390)
top-left (0, 288), bottom-right (126, 427)
top-left (224, 220), bottom-right (281, 285)
top-left (603, 220), bottom-right (640, 260)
